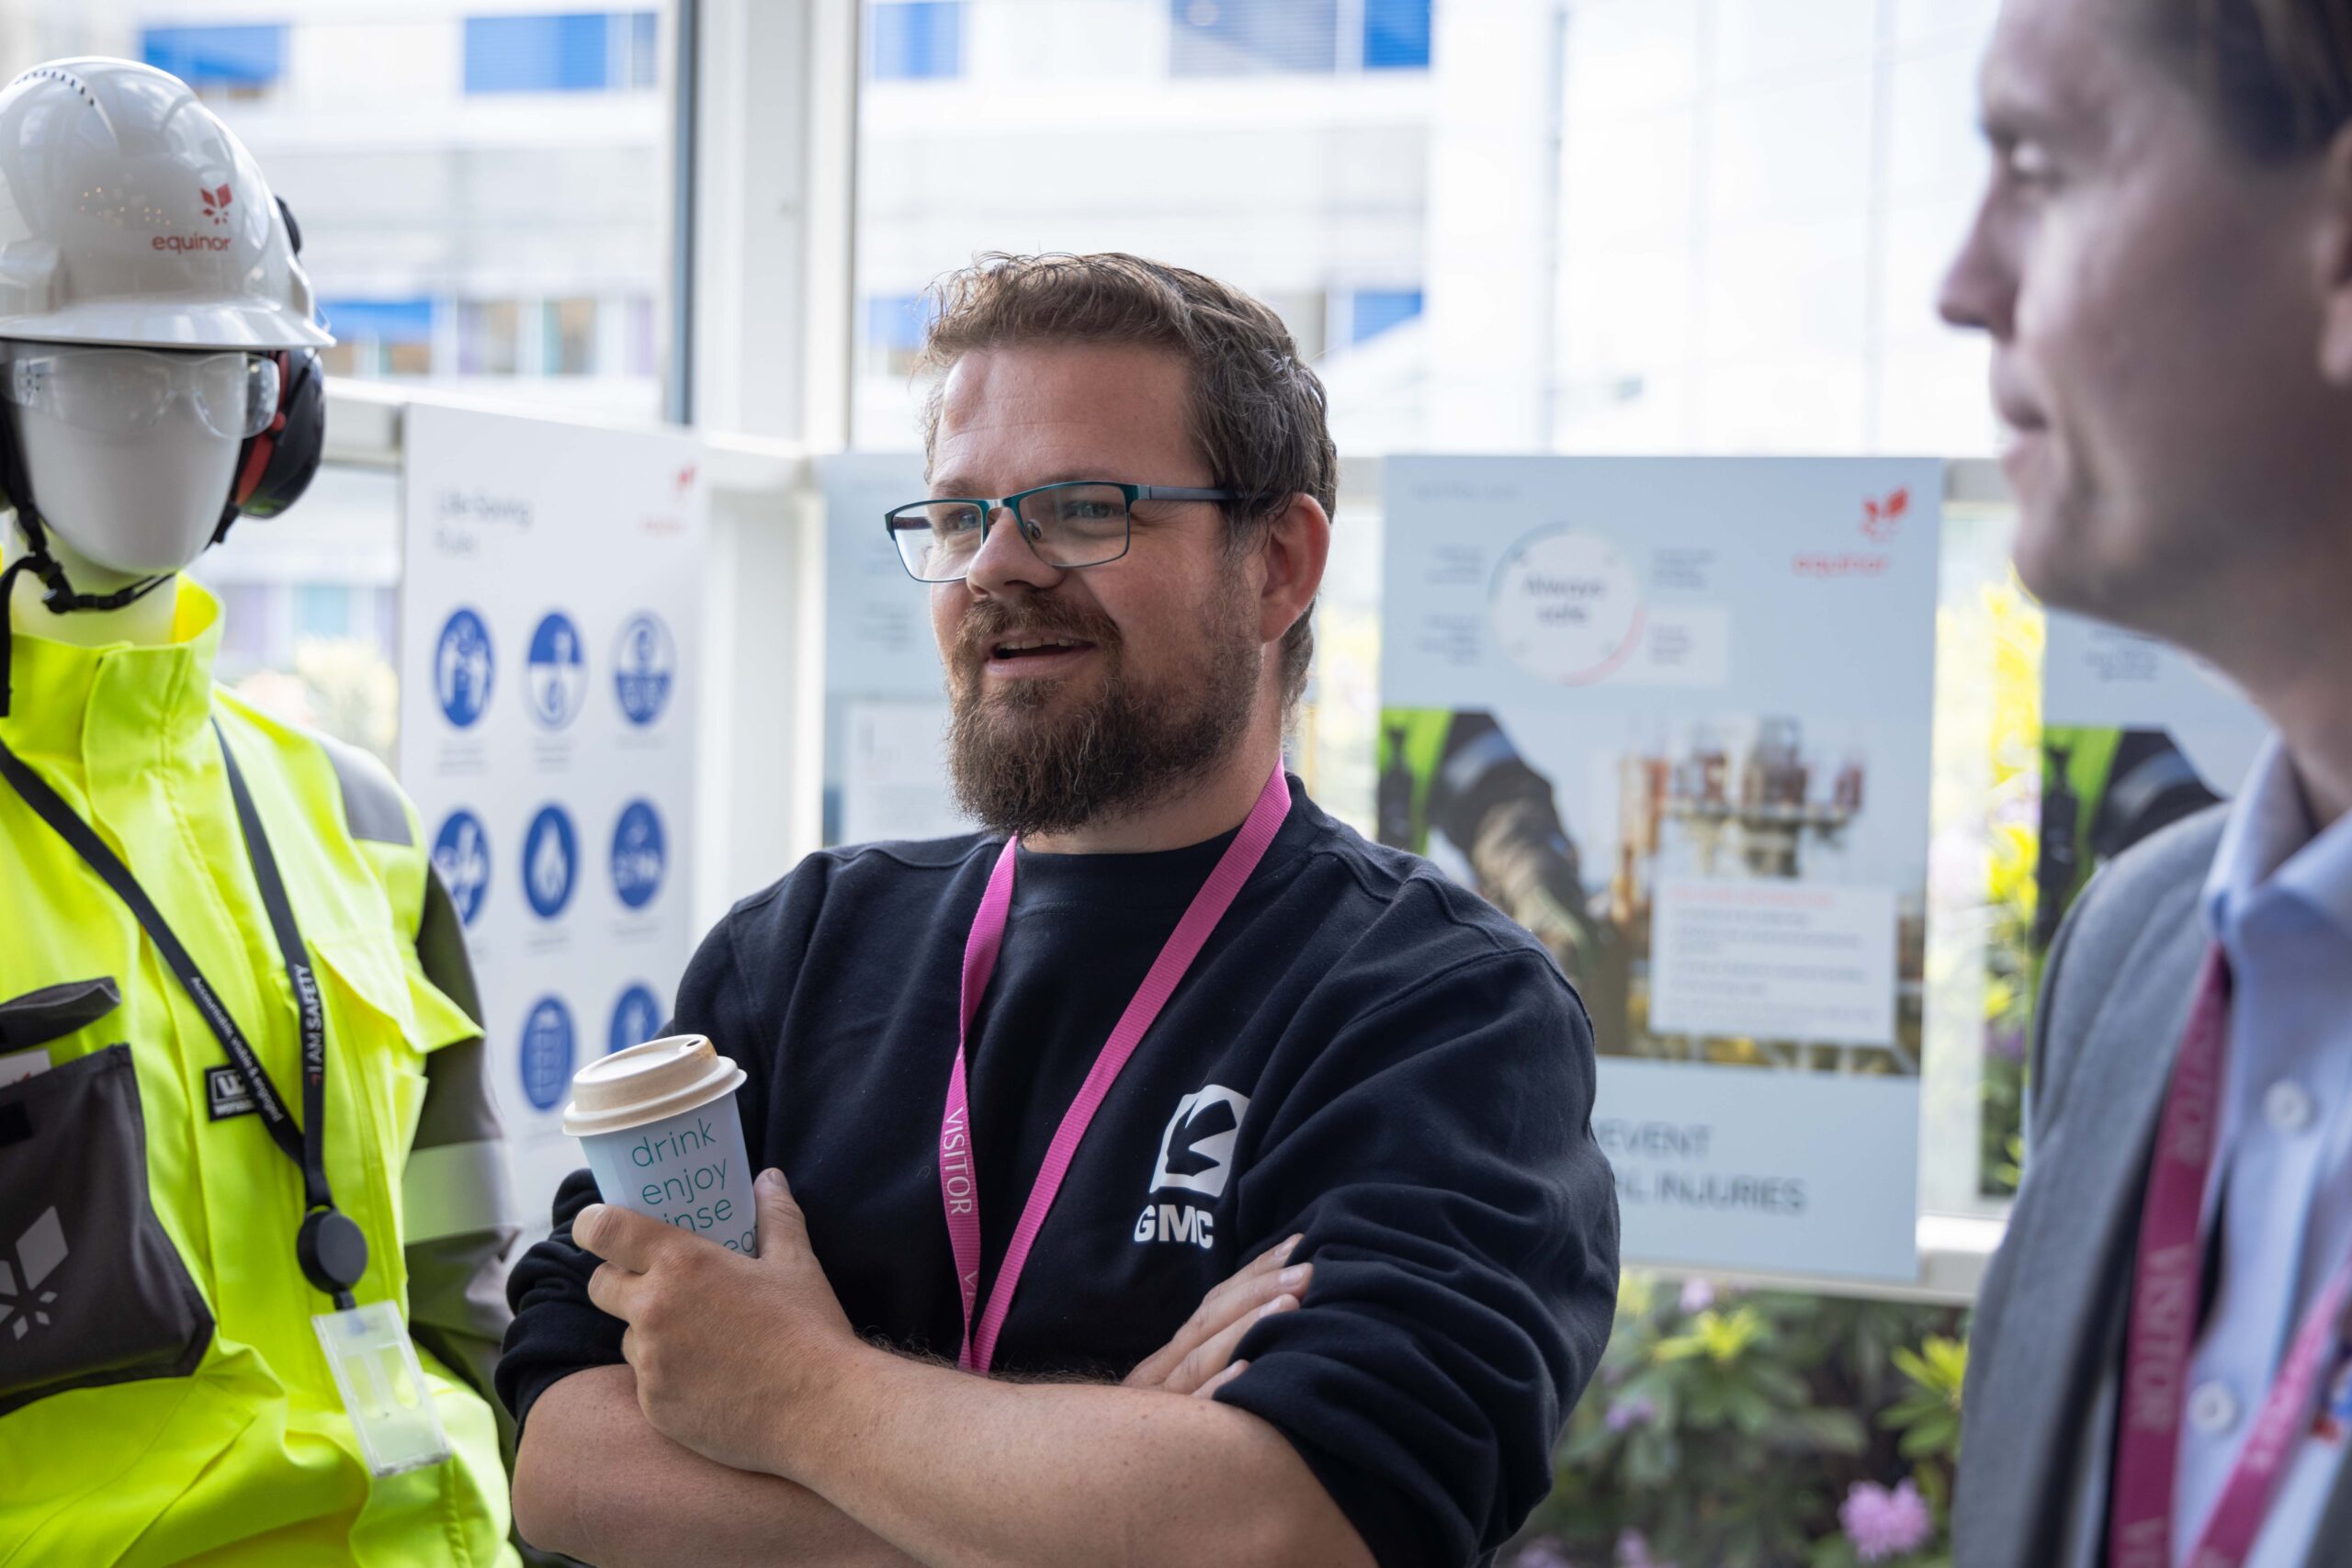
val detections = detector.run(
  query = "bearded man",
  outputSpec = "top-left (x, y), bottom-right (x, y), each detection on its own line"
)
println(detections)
top-left (496, 253), bottom-right (1617, 1568)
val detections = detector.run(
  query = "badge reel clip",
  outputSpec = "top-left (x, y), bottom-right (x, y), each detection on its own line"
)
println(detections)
top-left (302, 1207), bottom-right (452, 1477)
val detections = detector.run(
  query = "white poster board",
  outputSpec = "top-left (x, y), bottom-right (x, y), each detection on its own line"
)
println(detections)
top-left (2041, 615), bottom-right (2267, 795)
top-left (397, 403), bottom-right (707, 1228)
top-left (1381, 457), bottom-right (1938, 1281)
top-left (819, 453), bottom-right (973, 845)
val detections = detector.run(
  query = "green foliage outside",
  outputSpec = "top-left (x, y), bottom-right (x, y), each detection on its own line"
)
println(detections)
top-left (1979, 573), bottom-right (2044, 1198)
top-left (1505, 1276), bottom-right (1968, 1567)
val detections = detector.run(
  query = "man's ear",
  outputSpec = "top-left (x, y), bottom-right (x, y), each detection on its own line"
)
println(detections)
top-left (1256, 491), bottom-right (1332, 648)
top-left (2318, 124), bottom-right (2352, 386)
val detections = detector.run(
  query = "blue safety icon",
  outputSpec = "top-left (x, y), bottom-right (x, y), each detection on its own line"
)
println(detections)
top-left (434, 608), bottom-right (493, 728)
top-left (609, 984), bottom-right (664, 1055)
top-left (523, 804), bottom-right (578, 919)
top-left (519, 996), bottom-right (575, 1112)
top-left (614, 613), bottom-right (676, 727)
top-left (526, 611), bottom-right (588, 729)
top-left (431, 809), bottom-right (491, 926)
top-left (611, 799), bottom-right (666, 910)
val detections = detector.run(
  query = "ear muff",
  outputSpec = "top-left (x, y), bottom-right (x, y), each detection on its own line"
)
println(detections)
top-left (216, 345), bottom-right (324, 540)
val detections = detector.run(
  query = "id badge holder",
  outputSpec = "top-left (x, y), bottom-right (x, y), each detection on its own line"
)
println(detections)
top-left (312, 1300), bottom-right (453, 1477)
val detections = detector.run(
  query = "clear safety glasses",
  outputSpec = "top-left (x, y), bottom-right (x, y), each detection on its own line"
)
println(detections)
top-left (0, 347), bottom-right (281, 441)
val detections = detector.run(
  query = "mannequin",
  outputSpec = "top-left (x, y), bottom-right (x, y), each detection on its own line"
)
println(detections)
top-left (0, 57), bottom-right (520, 1568)
top-left (2, 342), bottom-right (242, 649)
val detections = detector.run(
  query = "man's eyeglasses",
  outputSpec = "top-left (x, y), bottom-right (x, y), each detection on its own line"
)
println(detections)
top-left (885, 480), bottom-right (1239, 584)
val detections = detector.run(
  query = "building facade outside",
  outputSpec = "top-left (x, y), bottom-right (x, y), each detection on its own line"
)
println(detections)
top-left (0, 0), bottom-right (2001, 747)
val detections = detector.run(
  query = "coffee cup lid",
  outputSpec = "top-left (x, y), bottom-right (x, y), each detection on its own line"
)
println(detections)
top-left (562, 1033), bottom-right (748, 1138)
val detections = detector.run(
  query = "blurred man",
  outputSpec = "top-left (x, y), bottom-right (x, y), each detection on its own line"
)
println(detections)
top-left (1940, 0), bottom-right (2352, 1562)
top-left (499, 254), bottom-right (1617, 1568)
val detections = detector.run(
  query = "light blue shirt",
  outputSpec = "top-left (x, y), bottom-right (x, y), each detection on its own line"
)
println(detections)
top-left (2159, 735), bottom-right (2352, 1565)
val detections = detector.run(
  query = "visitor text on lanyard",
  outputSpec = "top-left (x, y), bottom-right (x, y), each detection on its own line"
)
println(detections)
top-left (2109, 946), bottom-right (2352, 1568)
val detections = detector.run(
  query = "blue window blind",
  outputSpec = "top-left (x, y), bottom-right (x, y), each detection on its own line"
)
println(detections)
top-left (1347, 288), bottom-right (1423, 344)
top-left (871, 2), bottom-right (964, 82)
top-left (627, 10), bottom-right (660, 87)
top-left (142, 24), bottom-right (288, 89)
top-left (1363, 0), bottom-right (1430, 69)
top-left (465, 12), bottom-right (656, 93)
top-left (1170, 0), bottom-right (1338, 75)
top-left (322, 298), bottom-right (435, 345)
top-left (865, 294), bottom-right (933, 353)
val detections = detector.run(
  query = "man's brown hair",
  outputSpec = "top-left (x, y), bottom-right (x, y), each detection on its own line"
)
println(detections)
top-left (2137, 0), bottom-right (2352, 160)
top-left (916, 252), bottom-right (1338, 714)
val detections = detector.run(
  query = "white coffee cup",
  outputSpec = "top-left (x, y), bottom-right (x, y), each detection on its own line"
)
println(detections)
top-left (562, 1034), bottom-right (757, 1256)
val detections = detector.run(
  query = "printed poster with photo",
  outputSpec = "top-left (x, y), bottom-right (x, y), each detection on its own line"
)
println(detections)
top-left (2035, 613), bottom-right (2267, 956)
top-left (1381, 456), bottom-right (1940, 1280)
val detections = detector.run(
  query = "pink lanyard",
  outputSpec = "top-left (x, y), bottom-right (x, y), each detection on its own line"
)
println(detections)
top-left (937, 761), bottom-right (1291, 1374)
top-left (2109, 946), bottom-right (2352, 1568)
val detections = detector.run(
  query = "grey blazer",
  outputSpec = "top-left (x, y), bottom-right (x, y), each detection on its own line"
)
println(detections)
top-left (1953, 804), bottom-right (2352, 1565)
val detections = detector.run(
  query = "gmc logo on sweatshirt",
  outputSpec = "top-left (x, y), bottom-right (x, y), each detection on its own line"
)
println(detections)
top-left (1134, 1085), bottom-right (1249, 1250)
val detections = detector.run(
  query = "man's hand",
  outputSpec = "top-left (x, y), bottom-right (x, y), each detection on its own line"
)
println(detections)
top-left (580, 1168), bottom-right (863, 1476)
top-left (1124, 1234), bottom-right (1309, 1397)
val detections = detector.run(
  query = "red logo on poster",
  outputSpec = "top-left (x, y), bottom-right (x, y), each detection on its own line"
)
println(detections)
top-left (1862, 487), bottom-right (1909, 543)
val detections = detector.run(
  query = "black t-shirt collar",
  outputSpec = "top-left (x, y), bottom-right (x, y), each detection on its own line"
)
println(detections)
top-left (1007, 772), bottom-right (1313, 914)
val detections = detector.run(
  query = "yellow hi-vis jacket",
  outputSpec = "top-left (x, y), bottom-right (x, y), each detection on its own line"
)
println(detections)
top-left (0, 581), bottom-right (517, 1566)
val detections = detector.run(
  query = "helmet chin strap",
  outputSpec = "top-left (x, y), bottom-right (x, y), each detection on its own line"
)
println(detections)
top-left (0, 504), bottom-right (176, 718)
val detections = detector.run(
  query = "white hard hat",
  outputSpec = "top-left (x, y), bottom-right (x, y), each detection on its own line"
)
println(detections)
top-left (0, 59), bottom-right (332, 351)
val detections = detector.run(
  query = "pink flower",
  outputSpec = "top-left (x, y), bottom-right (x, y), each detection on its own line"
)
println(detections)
top-left (1840, 1479), bottom-right (1933, 1561)
top-left (1616, 1529), bottom-right (1678, 1568)
top-left (1679, 1277), bottom-right (1716, 1314)
top-left (1605, 1393), bottom-right (1657, 1431)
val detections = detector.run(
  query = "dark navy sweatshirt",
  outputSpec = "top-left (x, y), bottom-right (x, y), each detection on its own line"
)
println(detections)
top-left (497, 780), bottom-right (1618, 1568)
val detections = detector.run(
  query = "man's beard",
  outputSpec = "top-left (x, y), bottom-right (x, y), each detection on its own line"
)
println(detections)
top-left (946, 587), bottom-right (1261, 840)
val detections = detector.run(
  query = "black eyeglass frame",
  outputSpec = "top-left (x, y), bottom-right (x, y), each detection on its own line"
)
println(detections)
top-left (883, 480), bottom-right (1241, 583)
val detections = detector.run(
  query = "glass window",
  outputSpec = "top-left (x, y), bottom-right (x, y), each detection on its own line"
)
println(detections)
top-left (462, 12), bottom-right (654, 95)
top-left (624, 294), bottom-right (659, 378)
top-left (214, 583), bottom-right (276, 666)
top-left (546, 297), bottom-right (599, 376)
top-left (1170, 0), bottom-right (1339, 75)
top-left (141, 23), bottom-right (288, 97)
top-left (459, 299), bottom-right (524, 376)
top-left (1340, 287), bottom-right (1423, 345)
top-left (320, 298), bottom-right (435, 378)
top-left (295, 583), bottom-right (354, 641)
top-left (322, 298), bottom-right (435, 344)
top-left (193, 467), bottom-right (402, 762)
top-left (371, 589), bottom-right (400, 663)
top-left (386, 337), bottom-right (435, 378)
top-left (871, 1), bottom-right (965, 82)
top-left (857, 0), bottom-right (1995, 458)
top-left (863, 293), bottom-right (936, 378)
top-left (20, 7), bottom-right (673, 421)
top-left (1362, 0), bottom-right (1431, 70)
top-left (625, 9), bottom-right (662, 88)
top-left (1554, 0), bottom-right (1998, 457)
